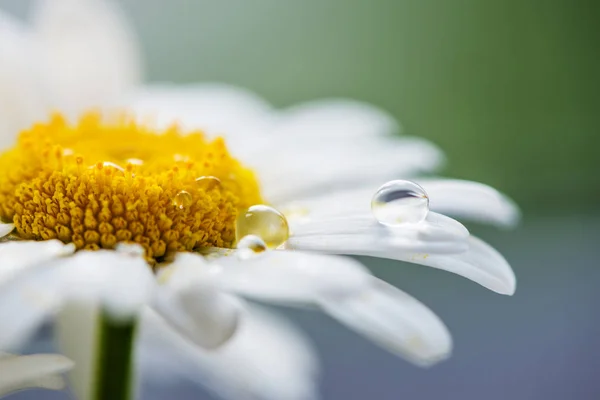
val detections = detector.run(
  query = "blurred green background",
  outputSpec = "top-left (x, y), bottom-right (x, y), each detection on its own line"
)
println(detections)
top-left (127, 0), bottom-right (599, 214)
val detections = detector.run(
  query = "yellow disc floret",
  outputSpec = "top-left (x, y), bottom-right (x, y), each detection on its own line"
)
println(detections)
top-left (0, 113), bottom-right (263, 262)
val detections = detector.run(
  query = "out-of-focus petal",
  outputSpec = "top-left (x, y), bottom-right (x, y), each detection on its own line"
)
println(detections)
top-left (138, 306), bottom-right (319, 400)
top-left (273, 99), bottom-right (401, 138)
top-left (32, 0), bottom-right (142, 117)
top-left (55, 299), bottom-right (99, 400)
top-left (319, 278), bottom-right (452, 366)
top-left (169, 251), bottom-right (370, 305)
top-left (154, 260), bottom-right (241, 349)
top-left (0, 223), bottom-right (14, 239)
top-left (0, 353), bottom-right (73, 396)
top-left (128, 83), bottom-right (273, 138)
top-left (0, 10), bottom-right (47, 149)
top-left (418, 179), bottom-right (521, 228)
top-left (0, 248), bottom-right (152, 351)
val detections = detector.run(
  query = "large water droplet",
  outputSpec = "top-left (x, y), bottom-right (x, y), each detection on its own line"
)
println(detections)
top-left (196, 176), bottom-right (221, 189)
top-left (236, 205), bottom-right (289, 249)
top-left (173, 190), bottom-right (193, 209)
top-left (371, 180), bottom-right (429, 226)
top-left (236, 234), bottom-right (268, 260)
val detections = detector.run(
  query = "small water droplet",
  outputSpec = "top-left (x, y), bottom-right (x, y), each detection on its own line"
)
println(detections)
top-left (236, 234), bottom-right (268, 260)
top-left (371, 180), bottom-right (429, 226)
top-left (173, 190), bottom-right (193, 209)
top-left (62, 148), bottom-right (74, 156)
top-left (196, 175), bottom-right (221, 189)
top-left (236, 205), bottom-right (289, 249)
top-left (126, 158), bottom-right (144, 166)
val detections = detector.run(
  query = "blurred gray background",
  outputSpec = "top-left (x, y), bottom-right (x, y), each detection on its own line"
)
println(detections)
top-left (3, 0), bottom-right (600, 399)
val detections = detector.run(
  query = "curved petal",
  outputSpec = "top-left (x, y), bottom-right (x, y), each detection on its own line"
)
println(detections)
top-left (286, 212), bottom-right (470, 255)
top-left (153, 258), bottom-right (241, 349)
top-left (32, 0), bottom-right (142, 117)
top-left (170, 251), bottom-right (371, 305)
top-left (0, 223), bottom-right (14, 239)
top-left (319, 278), bottom-right (452, 366)
top-left (0, 353), bottom-right (73, 396)
top-left (138, 306), bottom-right (319, 400)
top-left (417, 179), bottom-right (521, 228)
top-left (371, 236), bottom-right (516, 295)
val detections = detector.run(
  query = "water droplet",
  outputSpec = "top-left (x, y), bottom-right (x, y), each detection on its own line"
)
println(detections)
top-left (173, 190), bottom-right (193, 209)
top-left (236, 234), bottom-right (268, 260)
top-left (196, 175), bottom-right (221, 189)
top-left (62, 148), bottom-right (74, 156)
top-left (371, 180), bottom-right (429, 226)
top-left (236, 205), bottom-right (289, 249)
top-left (126, 158), bottom-right (144, 166)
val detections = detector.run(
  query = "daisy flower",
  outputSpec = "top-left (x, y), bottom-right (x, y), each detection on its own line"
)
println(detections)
top-left (0, 1), bottom-right (518, 400)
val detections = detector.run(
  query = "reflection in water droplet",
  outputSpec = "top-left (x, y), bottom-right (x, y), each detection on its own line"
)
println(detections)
top-left (236, 234), bottom-right (268, 260)
top-left (173, 190), bottom-right (193, 209)
top-left (126, 158), bottom-right (144, 166)
top-left (196, 176), bottom-right (221, 189)
top-left (371, 180), bottom-right (429, 226)
top-left (236, 205), bottom-right (289, 249)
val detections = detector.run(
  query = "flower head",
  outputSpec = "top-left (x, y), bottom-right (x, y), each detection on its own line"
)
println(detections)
top-left (0, 113), bottom-right (261, 260)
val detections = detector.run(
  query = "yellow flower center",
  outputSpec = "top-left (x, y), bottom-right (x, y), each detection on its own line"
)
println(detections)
top-left (0, 113), bottom-right (263, 262)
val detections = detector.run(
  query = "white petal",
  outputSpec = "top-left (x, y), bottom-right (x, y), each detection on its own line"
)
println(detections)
top-left (417, 179), bottom-right (521, 228)
top-left (170, 251), bottom-right (370, 304)
top-left (0, 223), bottom-right (14, 239)
top-left (32, 0), bottom-right (142, 117)
top-left (0, 248), bottom-right (153, 350)
top-left (287, 212), bottom-right (470, 255)
top-left (58, 250), bottom-right (155, 320)
top-left (138, 306), bottom-right (319, 400)
top-left (153, 258), bottom-right (241, 349)
top-left (0, 353), bottom-right (73, 396)
top-left (319, 278), bottom-right (452, 366)
top-left (274, 99), bottom-right (402, 138)
top-left (0, 240), bottom-right (75, 351)
top-left (257, 136), bottom-right (444, 203)
top-left (0, 10), bottom-right (48, 149)
top-left (0, 240), bottom-right (74, 286)
top-left (128, 83), bottom-right (273, 138)
top-left (371, 236), bottom-right (516, 295)
top-left (55, 299), bottom-right (100, 400)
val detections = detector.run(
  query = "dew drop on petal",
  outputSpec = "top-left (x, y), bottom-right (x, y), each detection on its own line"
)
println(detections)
top-left (173, 190), bottom-right (193, 209)
top-left (371, 180), bottom-right (429, 226)
top-left (196, 175), bottom-right (221, 189)
top-left (236, 205), bottom-right (289, 249)
top-left (236, 234), bottom-right (268, 260)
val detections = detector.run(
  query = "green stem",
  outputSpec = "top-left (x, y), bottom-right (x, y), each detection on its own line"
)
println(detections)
top-left (94, 313), bottom-right (137, 400)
